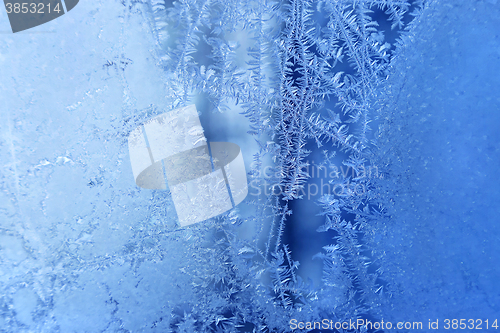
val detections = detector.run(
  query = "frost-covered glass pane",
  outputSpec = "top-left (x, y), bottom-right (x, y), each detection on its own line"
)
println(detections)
top-left (1, 0), bottom-right (499, 332)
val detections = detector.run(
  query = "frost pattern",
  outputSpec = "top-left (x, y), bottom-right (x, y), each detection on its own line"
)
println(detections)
top-left (149, 0), bottom-right (425, 330)
top-left (2, 0), bottom-right (499, 332)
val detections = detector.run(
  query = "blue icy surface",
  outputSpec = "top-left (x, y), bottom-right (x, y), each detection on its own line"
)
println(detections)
top-left (371, 0), bottom-right (500, 327)
top-left (0, 0), bottom-right (499, 332)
